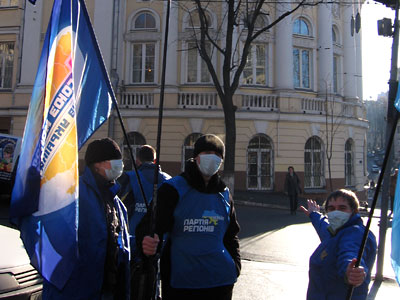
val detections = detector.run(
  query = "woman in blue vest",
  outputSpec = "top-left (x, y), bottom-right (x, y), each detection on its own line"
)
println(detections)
top-left (139, 134), bottom-right (241, 300)
top-left (42, 138), bottom-right (130, 300)
top-left (300, 189), bottom-right (377, 300)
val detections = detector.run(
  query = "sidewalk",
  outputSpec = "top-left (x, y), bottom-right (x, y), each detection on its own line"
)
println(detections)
top-left (233, 191), bottom-right (400, 299)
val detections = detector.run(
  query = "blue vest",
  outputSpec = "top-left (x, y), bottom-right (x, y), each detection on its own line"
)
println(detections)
top-left (127, 169), bottom-right (169, 261)
top-left (167, 176), bottom-right (237, 289)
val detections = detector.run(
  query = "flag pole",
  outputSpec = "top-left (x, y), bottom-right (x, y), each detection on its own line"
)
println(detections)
top-left (346, 1), bottom-right (400, 298)
top-left (150, 0), bottom-right (171, 235)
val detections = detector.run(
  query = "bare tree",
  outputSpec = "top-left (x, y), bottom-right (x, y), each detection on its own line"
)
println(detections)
top-left (182, 0), bottom-right (323, 189)
top-left (321, 83), bottom-right (344, 192)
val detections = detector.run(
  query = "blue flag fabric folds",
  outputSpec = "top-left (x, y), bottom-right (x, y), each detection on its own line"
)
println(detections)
top-left (392, 165), bottom-right (400, 285)
top-left (10, 0), bottom-right (115, 290)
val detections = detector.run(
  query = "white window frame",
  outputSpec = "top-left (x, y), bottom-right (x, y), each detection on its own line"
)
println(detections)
top-left (184, 41), bottom-right (213, 84)
top-left (242, 43), bottom-right (268, 86)
top-left (293, 47), bottom-right (311, 89)
top-left (131, 42), bottom-right (157, 84)
top-left (246, 135), bottom-right (273, 191)
top-left (304, 137), bottom-right (324, 189)
top-left (0, 42), bottom-right (14, 89)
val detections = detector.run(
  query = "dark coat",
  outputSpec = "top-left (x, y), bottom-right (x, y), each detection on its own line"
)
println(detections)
top-left (284, 172), bottom-right (301, 196)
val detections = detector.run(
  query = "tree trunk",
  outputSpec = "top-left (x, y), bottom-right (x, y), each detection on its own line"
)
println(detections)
top-left (221, 92), bottom-right (236, 194)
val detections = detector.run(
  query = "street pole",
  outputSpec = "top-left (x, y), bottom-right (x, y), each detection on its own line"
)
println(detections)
top-left (376, 0), bottom-right (399, 281)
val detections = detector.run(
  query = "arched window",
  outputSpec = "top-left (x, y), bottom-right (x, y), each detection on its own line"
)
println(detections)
top-left (293, 18), bottom-right (312, 89)
top-left (182, 133), bottom-right (203, 170)
top-left (345, 139), bottom-right (355, 186)
top-left (123, 132), bottom-right (146, 170)
top-left (243, 13), bottom-right (268, 30)
top-left (304, 136), bottom-right (324, 188)
top-left (247, 134), bottom-right (273, 190)
top-left (133, 12), bottom-right (156, 29)
top-left (293, 18), bottom-right (310, 36)
top-left (187, 10), bottom-right (213, 28)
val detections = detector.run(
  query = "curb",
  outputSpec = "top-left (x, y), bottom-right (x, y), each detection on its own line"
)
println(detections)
top-left (234, 200), bottom-right (287, 210)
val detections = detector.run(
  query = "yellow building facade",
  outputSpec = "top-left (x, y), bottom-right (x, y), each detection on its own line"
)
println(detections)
top-left (0, 0), bottom-right (368, 199)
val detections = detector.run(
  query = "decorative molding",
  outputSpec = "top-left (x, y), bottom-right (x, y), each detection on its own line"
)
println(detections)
top-left (189, 118), bottom-right (203, 133)
top-left (254, 120), bottom-right (268, 134)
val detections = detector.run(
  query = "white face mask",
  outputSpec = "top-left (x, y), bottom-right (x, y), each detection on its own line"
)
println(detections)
top-left (197, 154), bottom-right (223, 177)
top-left (327, 210), bottom-right (351, 232)
top-left (104, 159), bottom-right (124, 181)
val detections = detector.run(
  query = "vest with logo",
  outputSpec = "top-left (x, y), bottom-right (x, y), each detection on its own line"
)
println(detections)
top-left (167, 175), bottom-right (237, 288)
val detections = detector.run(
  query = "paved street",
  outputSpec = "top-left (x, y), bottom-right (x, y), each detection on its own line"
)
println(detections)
top-left (233, 204), bottom-right (400, 300)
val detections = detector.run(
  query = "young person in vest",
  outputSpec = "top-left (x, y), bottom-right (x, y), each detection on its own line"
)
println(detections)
top-left (139, 134), bottom-right (241, 300)
top-left (300, 189), bottom-right (377, 300)
top-left (118, 144), bottom-right (171, 299)
top-left (43, 138), bottom-right (130, 299)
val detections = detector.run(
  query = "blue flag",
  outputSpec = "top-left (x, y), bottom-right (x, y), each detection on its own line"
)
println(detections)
top-left (392, 167), bottom-right (400, 285)
top-left (10, 0), bottom-right (115, 290)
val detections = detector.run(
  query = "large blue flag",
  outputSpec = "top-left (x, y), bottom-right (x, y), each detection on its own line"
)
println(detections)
top-left (392, 167), bottom-right (400, 285)
top-left (10, 0), bottom-right (115, 290)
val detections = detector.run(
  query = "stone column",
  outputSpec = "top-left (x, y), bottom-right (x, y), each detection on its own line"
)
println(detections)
top-left (275, 1), bottom-right (293, 90)
top-left (165, 1), bottom-right (178, 86)
top-left (19, 0), bottom-right (44, 86)
top-left (317, 2), bottom-right (333, 94)
top-left (343, 2), bottom-right (358, 101)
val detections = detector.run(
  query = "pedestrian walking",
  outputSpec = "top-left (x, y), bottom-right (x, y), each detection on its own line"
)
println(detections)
top-left (284, 166), bottom-right (301, 215)
top-left (138, 134), bottom-right (241, 300)
top-left (42, 137), bottom-right (130, 299)
top-left (300, 189), bottom-right (377, 300)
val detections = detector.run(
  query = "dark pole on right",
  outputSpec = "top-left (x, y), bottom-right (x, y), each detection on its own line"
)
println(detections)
top-left (375, 0), bottom-right (399, 282)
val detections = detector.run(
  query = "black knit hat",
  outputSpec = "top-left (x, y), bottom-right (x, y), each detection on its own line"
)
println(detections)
top-left (193, 134), bottom-right (225, 159)
top-left (85, 138), bottom-right (122, 166)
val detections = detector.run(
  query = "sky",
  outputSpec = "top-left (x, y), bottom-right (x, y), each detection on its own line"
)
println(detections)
top-left (362, 1), bottom-right (395, 101)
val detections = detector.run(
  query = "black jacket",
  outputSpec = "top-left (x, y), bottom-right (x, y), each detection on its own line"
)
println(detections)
top-left (136, 159), bottom-right (241, 285)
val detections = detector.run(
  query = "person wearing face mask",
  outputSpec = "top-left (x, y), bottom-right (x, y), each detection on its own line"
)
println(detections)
top-left (136, 134), bottom-right (241, 300)
top-left (300, 189), bottom-right (377, 300)
top-left (43, 137), bottom-right (131, 300)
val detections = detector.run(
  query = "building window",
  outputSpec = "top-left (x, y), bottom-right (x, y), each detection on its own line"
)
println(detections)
top-left (304, 136), bottom-right (324, 188)
top-left (293, 18), bottom-right (310, 36)
top-left (182, 133), bottom-right (203, 170)
top-left (132, 43), bottom-right (155, 83)
top-left (123, 132), bottom-right (146, 170)
top-left (345, 139), bottom-right (355, 187)
top-left (0, 42), bottom-right (14, 89)
top-left (243, 44), bottom-right (267, 85)
top-left (187, 10), bottom-right (213, 28)
top-left (333, 55), bottom-right (339, 94)
top-left (247, 134), bottom-right (273, 190)
top-left (293, 48), bottom-right (310, 89)
top-left (187, 42), bottom-right (211, 83)
top-left (133, 12), bottom-right (156, 30)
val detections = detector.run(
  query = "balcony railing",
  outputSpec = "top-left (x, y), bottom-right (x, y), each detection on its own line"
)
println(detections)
top-left (178, 92), bottom-right (218, 109)
top-left (241, 94), bottom-right (278, 111)
top-left (301, 97), bottom-right (325, 114)
top-left (120, 92), bottom-right (154, 108)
